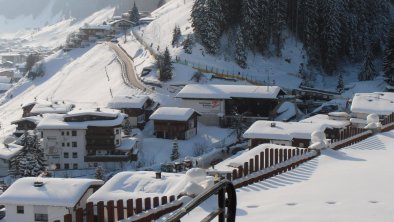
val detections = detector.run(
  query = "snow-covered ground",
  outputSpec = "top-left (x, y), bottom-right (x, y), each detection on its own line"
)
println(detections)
top-left (178, 130), bottom-right (394, 222)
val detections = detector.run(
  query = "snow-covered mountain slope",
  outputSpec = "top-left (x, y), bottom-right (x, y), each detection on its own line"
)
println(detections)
top-left (137, 0), bottom-right (386, 93)
top-left (1, 7), bottom-right (116, 50)
top-left (0, 44), bottom-right (141, 137)
top-left (138, 0), bottom-right (304, 89)
top-left (0, 0), bottom-right (168, 33)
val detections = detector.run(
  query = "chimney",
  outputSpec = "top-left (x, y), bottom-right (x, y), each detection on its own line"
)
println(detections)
top-left (271, 122), bottom-right (276, 127)
top-left (155, 171), bottom-right (162, 179)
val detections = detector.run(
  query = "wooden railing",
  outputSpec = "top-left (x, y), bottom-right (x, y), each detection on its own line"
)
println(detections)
top-left (56, 195), bottom-right (181, 222)
top-left (164, 179), bottom-right (237, 222)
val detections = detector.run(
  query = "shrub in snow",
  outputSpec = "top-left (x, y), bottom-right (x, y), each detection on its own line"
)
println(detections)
top-left (309, 131), bottom-right (328, 150)
top-left (364, 113), bottom-right (382, 129)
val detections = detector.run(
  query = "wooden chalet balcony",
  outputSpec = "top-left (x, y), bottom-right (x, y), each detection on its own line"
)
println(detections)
top-left (86, 144), bottom-right (116, 150)
top-left (84, 154), bottom-right (137, 162)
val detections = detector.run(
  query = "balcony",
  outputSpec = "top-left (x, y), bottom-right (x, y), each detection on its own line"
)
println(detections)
top-left (84, 154), bottom-right (137, 162)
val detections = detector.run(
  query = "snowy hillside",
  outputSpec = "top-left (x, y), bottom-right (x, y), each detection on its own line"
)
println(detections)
top-left (137, 0), bottom-right (303, 90)
top-left (134, 0), bottom-right (389, 93)
top-left (0, 44), bottom-right (140, 137)
top-left (0, 0), bottom-right (168, 33)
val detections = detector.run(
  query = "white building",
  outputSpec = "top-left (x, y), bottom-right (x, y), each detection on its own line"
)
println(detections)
top-left (175, 84), bottom-right (285, 126)
top-left (37, 108), bottom-right (137, 171)
top-left (350, 92), bottom-right (394, 127)
top-left (0, 177), bottom-right (103, 222)
top-left (243, 120), bottom-right (327, 148)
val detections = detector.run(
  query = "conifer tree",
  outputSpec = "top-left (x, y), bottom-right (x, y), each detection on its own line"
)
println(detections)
top-left (183, 34), bottom-right (193, 54)
top-left (383, 23), bottom-right (394, 81)
top-left (201, 0), bottom-right (225, 54)
top-left (235, 27), bottom-right (247, 68)
top-left (170, 139), bottom-right (180, 161)
top-left (171, 25), bottom-right (181, 47)
top-left (158, 47), bottom-right (173, 81)
top-left (95, 166), bottom-right (105, 180)
top-left (320, 0), bottom-right (342, 74)
top-left (358, 49), bottom-right (376, 81)
top-left (129, 2), bottom-right (140, 24)
top-left (10, 132), bottom-right (46, 177)
top-left (240, 0), bottom-right (259, 48)
top-left (336, 73), bottom-right (344, 93)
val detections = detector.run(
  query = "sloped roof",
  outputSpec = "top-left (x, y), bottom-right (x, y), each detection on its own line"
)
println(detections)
top-left (176, 84), bottom-right (283, 99)
top-left (149, 107), bottom-right (199, 121)
top-left (0, 177), bottom-right (103, 207)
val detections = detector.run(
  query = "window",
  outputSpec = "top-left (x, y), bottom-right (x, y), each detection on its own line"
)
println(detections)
top-left (72, 142), bottom-right (77, 147)
top-left (115, 139), bottom-right (120, 145)
top-left (61, 142), bottom-right (65, 147)
top-left (55, 164), bottom-right (60, 169)
top-left (61, 131), bottom-right (64, 136)
top-left (64, 163), bottom-right (69, 169)
top-left (34, 213), bottom-right (48, 222)
top-left (72, 152), bottom-right (78, 158)
top-left (72, 130), bottom-right (77, 136)
top-left (40, 131), bottom-right (44, 138)
top-left (73, 163), bottom-right (78, 169)
top-left (17, 206), bottom-right (24, 214)
top-left (64, 152), bottom-right (69, 158)
top-left (66, 131), bottom-right (70, 136)
top-left (115, 129), bottom-right (120, 135)
top-left (67, 142), bottom-right (70, 147)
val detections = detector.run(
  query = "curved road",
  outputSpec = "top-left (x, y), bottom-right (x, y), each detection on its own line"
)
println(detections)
top-left (108, 42), bottom-right (151, 92)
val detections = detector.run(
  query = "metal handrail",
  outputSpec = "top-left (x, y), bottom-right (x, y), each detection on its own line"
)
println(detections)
top-left (164, 179), bottom-right (237, 222)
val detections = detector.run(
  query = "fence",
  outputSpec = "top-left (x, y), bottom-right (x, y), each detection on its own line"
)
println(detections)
top-left (57, 195), bottom-right (181, 222)
top-left (214, 147), bottom-right (319, 189)
top-left (382, 113), bottom-right (394, 132)
top-left (174, 57), bottom-right (266, 86)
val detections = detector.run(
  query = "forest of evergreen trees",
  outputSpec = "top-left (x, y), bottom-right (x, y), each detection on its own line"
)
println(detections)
top-left (191, 0), bottom-right (392, 74)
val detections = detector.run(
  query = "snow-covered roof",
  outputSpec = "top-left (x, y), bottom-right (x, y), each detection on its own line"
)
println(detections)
top-left (0, 76), bottom-right (11, 83)
top-left (108, 19), bottom-right (135, 26)
top-left (150, 107), bottom-right (199, 121)
top-left (11, 116), bottom-right (42, 125)
top-left (87, 169), bottom-right (213, 204)
top-left (0, 83), bottom-right (11, 91)
top-left (30, 103), bottom-right (73, 115)
top-left (65, 108), bottom-right (120, 118)
top-left (301, 114), bottom-right (350, 129)
top-left (80, 25), bottom-right (112, 31)
top-left (116, 137), bottom-right (138, 152)
top-left (107, 95), bottom-right (150, 109)
top-left (275, 102), bottom-right (297, 121)
top-left (0, 143), bottom-right (23, 160)
top-left (176, 84), bottom-right (283, 99)
top-left (0, 177), bottom-right (103, 207)
top-left (243, 121), bottom-right (327, 141)
top-left (214, 144), bottom-right (303, 172)
top-left (351, 92), bottom-right (394, 115)
top-left (37, 112), bottom-right (126, 130)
